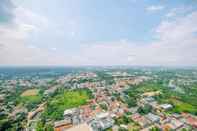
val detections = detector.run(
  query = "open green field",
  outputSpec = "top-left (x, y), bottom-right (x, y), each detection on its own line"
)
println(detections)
top-left (18, 89), bottom-right (43, 110)
top-left (126, 81), bottom-right (197, 115)
top-left (166, 99), bottom-right (197, 114)
top-left (20, 95), bottom-right (42, 104)
top-left (42, 89), bottom-right (91, 120)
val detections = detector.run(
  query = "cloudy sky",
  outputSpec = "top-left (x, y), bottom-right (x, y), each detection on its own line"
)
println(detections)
top-left (0, 0), bottom-right (197, 66)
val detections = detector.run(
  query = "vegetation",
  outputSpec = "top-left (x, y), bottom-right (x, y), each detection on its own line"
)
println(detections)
top-left (137, 104), bottom-right (152, 115)
top-left (42, 89), bottom-right (91, 120)
top-left (99, 103), bottom-right (108, 111)
top-left (18, 89), bottom-right (43, 110)
top-left (149, 126), bottom-right (161, 131)
top-left (125, 80), bottom-right (197, 115)
top-left (35, 120), bottom-right (53, 131)
top-left (115, 115), bottom-right (132, 125)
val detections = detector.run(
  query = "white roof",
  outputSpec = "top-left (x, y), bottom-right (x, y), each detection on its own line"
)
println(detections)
top-left (145, 113), bottom-right (160, 122)
top-left (160, 104), bottom-right (173, 109)
top-left (64, 108), bottom-right (77, 115)
top-left (96, 112), bottom-right (109, 119)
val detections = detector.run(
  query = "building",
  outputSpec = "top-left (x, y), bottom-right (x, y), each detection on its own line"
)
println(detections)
top-left (88, 112), bottom-right (114, 131)
top-left (162, 118), bottom-right (184, 130)
top-left (54, 119), bottom-right (73, 131)
top-left (160, 104), bottom-right (173, 111)
top-left (145, 113), bottom-right (160, 123)
top-left (131, 113), bottom-right (151, 128)
top-left (89, 117), bottom-right (114, 131)
top-left (185, 116), bottom-right (197, 128)
top-left (64, 108), bottom-right (81, 125)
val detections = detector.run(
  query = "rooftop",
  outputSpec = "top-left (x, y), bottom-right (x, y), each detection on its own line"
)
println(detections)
top-left (64, 108), bottom-right (77, 116)
top-left (160, 104), bottom-right (173, 110)
top-left (54, 119), bottom-right (72, 128)
top-left (145, 113), bottom-right (160, 123)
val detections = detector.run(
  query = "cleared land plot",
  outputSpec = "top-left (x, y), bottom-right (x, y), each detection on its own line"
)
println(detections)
top-left (21, 89), bottom-right (39, 97)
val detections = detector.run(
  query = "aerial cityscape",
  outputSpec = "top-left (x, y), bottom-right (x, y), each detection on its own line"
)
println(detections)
top-left (0, 67), bottom-right (197, 131)
top-left (1, 0), bottom-right (197, 131)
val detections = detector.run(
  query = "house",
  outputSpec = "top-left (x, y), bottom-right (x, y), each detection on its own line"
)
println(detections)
top-left (171, 113), bottom-right (182, 119)
top-left (162, 118), bottom-right (184, 130)
top-left (137, 116), bottom-right (151, 128)
top-left (88, 117), bottom-right (114, 131)
top-left (160, 104), bottom-right (173, 111)
top-left (54, 119), bottom-right (73, 131)
top-left (145, 113), bottom-right (160, 123)
top-left (139, 97), bottom-right (157, 107)
top-left (186, 116), bottom-right (197, 128)
top-left (128, 107), bottom-right (138, 114)
top-left (64, 108), bottom-right (81, 125)
top-left (131, 113), bottom-right (151, 128)
top-left (80, 105), bottom-right (94, 121)
top-left (120, 124), bottom-right (128, 130)
top-left (96, 112), bottom-right (109, 119)
top-left (88, 112), bottom-right (114, 131)
top-left (64, 108), bottom-right (78, 116)
top-left (143, 97), bottom-right (155, 103)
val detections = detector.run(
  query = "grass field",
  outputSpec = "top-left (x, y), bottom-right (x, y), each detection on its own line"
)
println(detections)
top-left (19, 89), bottom-right (42, 110)
top-left (21, 89), bottom-right (39, 97)
top-left (127, 81), bottom-right (197, 115)
top-left (42, 89), bottom-right (91, 120)
top-left (169, 99), bottom-right (197, 113)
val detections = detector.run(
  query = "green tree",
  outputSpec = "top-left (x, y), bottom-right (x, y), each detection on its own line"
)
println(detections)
top-left (36, 121), bottom-right (44, 131)
top-left (137, 104), bottom-right (152, 115)
top-left (149, 126), bottom-right (160, 131)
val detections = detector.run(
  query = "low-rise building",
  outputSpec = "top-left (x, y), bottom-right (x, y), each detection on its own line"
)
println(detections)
top-left (160, 104), bottom-right (173, 111)
top-left (88, 117), bottom-right (114, 131)
top-left (64, 108), bottom-right (81, 125)
top-left (145, 113), bottom-right (160, 123)
top-left (131, 113), bottom-right (151, 128)
top-left (162, 118), bottom-right (184, 130)
top-left (54, 119), bottom-right (73, 131)
top-left (88, 112), bottom-right (114, 131)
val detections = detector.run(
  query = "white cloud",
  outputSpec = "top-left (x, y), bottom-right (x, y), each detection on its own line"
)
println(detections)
top-left (70, 11), bottom-right (197, 66)
top-left (50, 47), bottom-right (57, 51)
top-left (0, 7), bottom-right (69, 66)
top-left (166, 6), bottom-right (193, 18)
top-left (146, 5), bottom-right (164, 12)
top-left (0, 2), bottom-right (197, 66)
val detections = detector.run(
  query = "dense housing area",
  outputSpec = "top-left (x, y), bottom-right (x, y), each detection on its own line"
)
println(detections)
top-left (0, 67), bottom-right (197, 131)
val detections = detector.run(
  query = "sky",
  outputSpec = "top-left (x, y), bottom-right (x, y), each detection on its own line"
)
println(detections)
top-left (0, 0), bottom-right (197, 66)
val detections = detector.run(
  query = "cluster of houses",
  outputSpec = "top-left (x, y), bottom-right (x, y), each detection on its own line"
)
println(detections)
top-left (52, 74), bottom-right (197, 131)
top-left (130, 92), bottom-right (197, 131)
top-left (1, 71), bottom-right (197, 131)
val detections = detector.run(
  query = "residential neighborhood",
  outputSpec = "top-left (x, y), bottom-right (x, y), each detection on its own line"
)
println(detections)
top-left (1, 67), bottom-right (197, 131)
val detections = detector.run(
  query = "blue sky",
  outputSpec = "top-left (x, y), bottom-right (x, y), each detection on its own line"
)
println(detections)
top-left (0, 0), bottom-right (197, 66)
